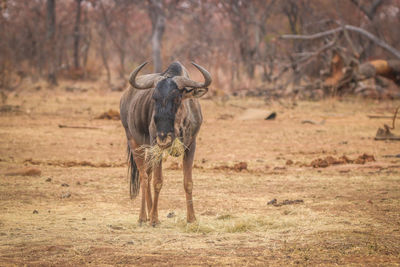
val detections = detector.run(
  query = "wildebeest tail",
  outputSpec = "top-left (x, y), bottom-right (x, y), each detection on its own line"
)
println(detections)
top-left (127, 145), bottom-right (140, 199)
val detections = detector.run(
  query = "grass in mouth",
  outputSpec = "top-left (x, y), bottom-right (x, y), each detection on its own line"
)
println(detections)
top-left (140, 138), bottom-right (186, 166)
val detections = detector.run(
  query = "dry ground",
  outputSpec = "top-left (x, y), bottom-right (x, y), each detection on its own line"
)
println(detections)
top-left (1, 84), bottom-right (400, 266)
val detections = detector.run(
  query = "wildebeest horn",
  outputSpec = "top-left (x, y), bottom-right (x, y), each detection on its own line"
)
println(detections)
top-left (129, 62), bottom-right (161, 89)
top-left (173, 62), bottom-right (212, 89)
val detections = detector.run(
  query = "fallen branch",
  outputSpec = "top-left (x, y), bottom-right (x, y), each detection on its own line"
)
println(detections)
top-left (281, 25), bottom-right (400, 59)
top-left (301, 119), bottom-right (326, 125)
top-left (357, 60), bottom-right (400, 85)
top-left (367, 115), bottom-right (396, 119)
top-left (58, 124), bottom-right (101, 130)
top-left (272, 38), bottom-right (338, 84)
top-left (390, 106), bottom-right (399, 130)
top-left (280, 38), bottom-right (338, 72)
top-left (374, 106), bottom-right (400, 141)
top-left (375, 126), bottom-right (400, 140)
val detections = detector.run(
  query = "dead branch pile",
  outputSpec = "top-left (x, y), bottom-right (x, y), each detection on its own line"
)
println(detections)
top-left (276, 24), bottom-right (400, 99)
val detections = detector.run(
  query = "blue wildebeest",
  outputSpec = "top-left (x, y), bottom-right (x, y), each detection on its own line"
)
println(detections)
top-left (120, 62), bottom-right (211, 225)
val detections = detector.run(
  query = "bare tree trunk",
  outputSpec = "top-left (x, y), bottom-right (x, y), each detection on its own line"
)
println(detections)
top-left (221, 0), bottom-right (276, 80)
top-left (119, 49), bottom-right (126, 78)
top-left (282, 0), bottom-right (303, 53)
top-left (148, 0), bottom-right (165, 73)
top-left (73, 0), bottom-right (82, 69)
top-left (99, 1), bottom-right (127, 79)
top-left (82, 34), bottom-right (91, 79)
top-left (46, 0), bottom-right (57, 85)
top-left (99, 29), bottom-right (111, 85)
top-left (82, 7), bottom-right (91, 79)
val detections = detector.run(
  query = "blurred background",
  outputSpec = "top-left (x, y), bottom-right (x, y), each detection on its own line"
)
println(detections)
top-left (1, 2), bottom-right (400, 265)
top-left (1, 0), bottom-right (399, 99)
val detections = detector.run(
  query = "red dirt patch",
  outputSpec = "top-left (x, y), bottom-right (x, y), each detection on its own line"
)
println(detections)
top-left (214, 161), bottom-right (248, 172)
top-left (5, 167), bottom-right (41, 176)
top-left (308, 154), bottom-right (375, 168)
top-left (286, 160), bottom-right (294, 165)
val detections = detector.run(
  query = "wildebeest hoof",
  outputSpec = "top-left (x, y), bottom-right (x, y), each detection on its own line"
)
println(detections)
top-left (150, 219), bottom-right (160, 227)
top-left (138, 218), bottom-right (147, 226)
top-left (187, 217), bottom-right (197, 223)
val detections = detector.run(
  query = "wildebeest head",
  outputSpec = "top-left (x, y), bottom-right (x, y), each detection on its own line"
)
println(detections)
top-left (129, 62), bottom-right (211, 148)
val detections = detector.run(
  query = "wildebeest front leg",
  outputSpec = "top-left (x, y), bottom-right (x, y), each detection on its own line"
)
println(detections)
top-left (145, 158), bottom-right (153, 215)
top-left (150, 161), bottom-right (163, 226)
top-left (129, 139), bottom-right (151, 224)
top-left (183, 141), bottom-right (197, 223)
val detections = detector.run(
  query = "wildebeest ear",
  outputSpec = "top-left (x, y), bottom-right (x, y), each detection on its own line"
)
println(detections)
top-left (183, 88), bottom-right (208, 99)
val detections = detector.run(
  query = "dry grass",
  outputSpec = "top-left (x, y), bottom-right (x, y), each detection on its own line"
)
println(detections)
top-left (0, 84), bottom-right (400, 266)
top-left (142, 138), bottom-right (186, 166)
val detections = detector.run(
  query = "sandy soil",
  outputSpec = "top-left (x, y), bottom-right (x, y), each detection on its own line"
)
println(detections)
top-left (1, 85), bottom-right (400, 266)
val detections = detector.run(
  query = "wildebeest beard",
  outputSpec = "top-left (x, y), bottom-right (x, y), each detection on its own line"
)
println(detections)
top-left (152, 78), bottom-right (182, 144)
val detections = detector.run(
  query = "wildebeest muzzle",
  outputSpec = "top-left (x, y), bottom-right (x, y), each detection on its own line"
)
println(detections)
top-left (156, 131), bottom-right (174, 148)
